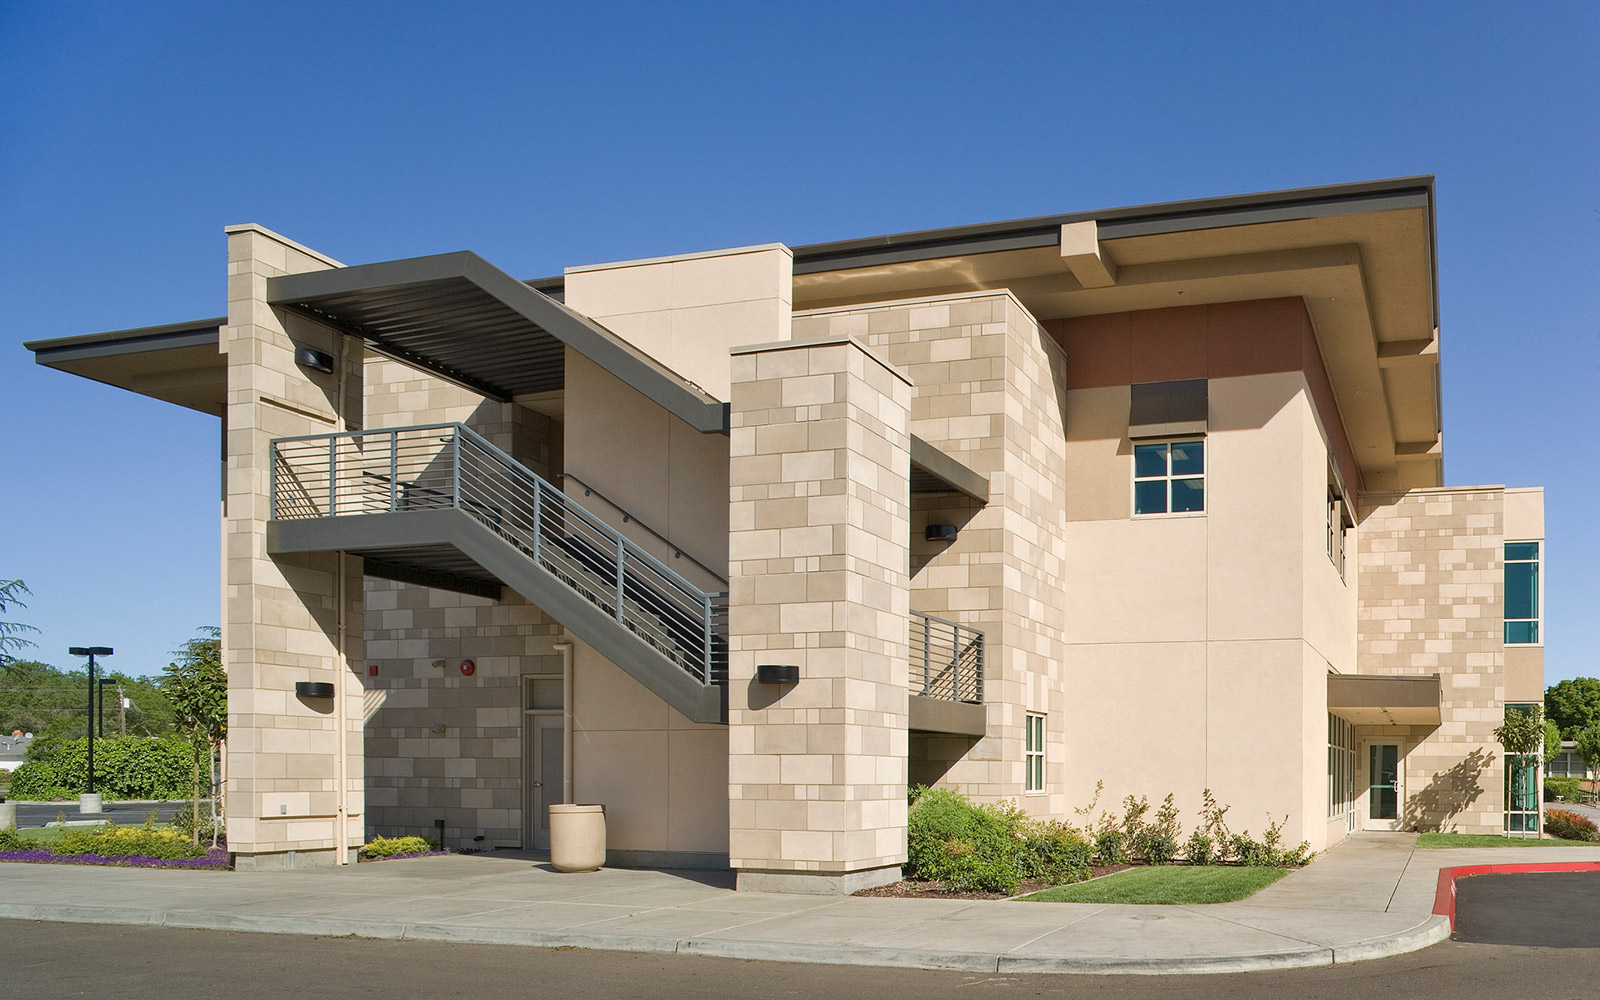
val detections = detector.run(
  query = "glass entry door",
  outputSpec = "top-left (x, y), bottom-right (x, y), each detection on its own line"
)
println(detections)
top-left (1365, 743), bottom-right (1401, 829)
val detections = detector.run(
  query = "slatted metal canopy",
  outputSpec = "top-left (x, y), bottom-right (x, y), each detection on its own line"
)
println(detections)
top-left (268, 251), bottom-right (728, 431)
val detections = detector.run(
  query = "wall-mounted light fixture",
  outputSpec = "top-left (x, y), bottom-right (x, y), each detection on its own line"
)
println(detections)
top-left (756, 664), bottom-right (800, 685)
top-left (431, 659), bottom-right (447, 670)
top-left (925, 523), bottom-right (958, 542)
top-left (294, 346), bottom-right (335, 374)
top-left (295, 681), bottom-right (335, 698)
top-left (429, 724), bottom-right (446, 735)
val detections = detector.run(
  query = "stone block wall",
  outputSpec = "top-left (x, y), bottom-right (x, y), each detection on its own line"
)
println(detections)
top-left (726, 336), bottom-right (912, 891)
top-left (1357, 486), bottom-right (1506, 833)
top-left (790, 293), bottom-right (1070, 815)
top-left (224, 225), bottom-right (366, 869)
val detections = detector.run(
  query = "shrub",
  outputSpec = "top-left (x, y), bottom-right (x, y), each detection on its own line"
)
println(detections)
top-left (1093, 829), bottom-right (1127, 865)
top-left (1130, 794), bottom-right (1183, 864)
top-left (1545, 808), bottom-right (1600, 843)
top-left (49, 820), bottom-right (205, 860)
top-left (1184, 831), bottom-right (1215, 866)
top-left (7, 737), bottom-right (203, 801)
top-left (0, 824), bottom-right (26, 851)
top-left (1232, 816), bottom-right (1316, 867)
top-left (359, 835), bottom-right (441, 859)
top-left (906, 787), bottom-right (1028, 893)
top-left (1545, 777), bottom-right (1592, 803)
top-left (170, 803), bottom-right (222, 843)
top-left (1023, 820), bottom-right (1093, 883)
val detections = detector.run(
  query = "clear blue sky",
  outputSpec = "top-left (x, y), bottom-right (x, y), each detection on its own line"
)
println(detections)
top-left (2, 2), bottom-right (1595, 684)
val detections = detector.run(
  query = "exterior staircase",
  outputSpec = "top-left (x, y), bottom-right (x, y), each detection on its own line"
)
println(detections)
top-left (267, 423), bottom-right (728, 722)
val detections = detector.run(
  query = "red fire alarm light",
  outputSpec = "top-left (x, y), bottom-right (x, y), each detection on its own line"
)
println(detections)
top-left (459, 659), bottom-right (476, 676)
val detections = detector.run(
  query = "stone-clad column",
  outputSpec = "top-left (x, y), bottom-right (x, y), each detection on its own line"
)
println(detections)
top-left (223, 224), bottom-right (365, 870)
top-left (726, 335), bottom-right (912, 893)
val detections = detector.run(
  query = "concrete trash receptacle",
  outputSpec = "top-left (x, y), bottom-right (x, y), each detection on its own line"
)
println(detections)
top-left (549, 804), bottom-right (606, 872)
top-left (0, 800), bottom-right (15, 829)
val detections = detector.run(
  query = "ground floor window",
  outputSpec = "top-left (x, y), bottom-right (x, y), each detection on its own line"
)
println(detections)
top-left (1328, 714), bottom-right (1356, 820)
top-left (1546, 751), bottom-right (1589, 779)
top-left (1025, 713), bottom-right (1045, 792)
top-left (1505, 702), bottom-right (1542, 832)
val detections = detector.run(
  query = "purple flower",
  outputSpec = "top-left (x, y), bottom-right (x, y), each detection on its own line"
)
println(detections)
top-left (0, 847), bottom-right (228, 870)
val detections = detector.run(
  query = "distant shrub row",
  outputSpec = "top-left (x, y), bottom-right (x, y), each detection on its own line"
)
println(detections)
top-left (8, 737), bottom-right (206, 801)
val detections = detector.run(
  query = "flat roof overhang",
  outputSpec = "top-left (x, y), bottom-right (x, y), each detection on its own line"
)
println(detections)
top-left (24, 318), bottom-right (227, 416)
top-left (785, 177), bottom-right (1444, 492)
top-left (1328, 672), bottom-right (1443, 727)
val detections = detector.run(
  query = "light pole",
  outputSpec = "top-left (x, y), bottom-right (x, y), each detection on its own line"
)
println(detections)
top-left (68, 646), bottom-right (113, 814)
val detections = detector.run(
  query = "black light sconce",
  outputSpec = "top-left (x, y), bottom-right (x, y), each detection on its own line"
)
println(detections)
top-left (756, 664), bottom-right (800, 685)
top-left (295, 346), bottom-right (335, 374)
top-left (925, 523), bottom-right (958, 542)
top-left (295, 681), bottom-right (336, 698)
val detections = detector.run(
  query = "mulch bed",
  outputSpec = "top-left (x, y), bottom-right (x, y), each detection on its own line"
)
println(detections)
top-left (855, 864), bottom-right (1136, 899)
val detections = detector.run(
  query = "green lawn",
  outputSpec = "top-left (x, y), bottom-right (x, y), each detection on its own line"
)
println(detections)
top-left (1017, 865), bottom-right (1288, 904)
top-left (1416, 832), bottom-right (1595, 848)
top-left (8, 826), bottom-right (66, 844)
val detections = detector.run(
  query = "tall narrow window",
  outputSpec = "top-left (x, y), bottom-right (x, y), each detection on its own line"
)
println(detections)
top-left (1133, 439), bottom-right (1204, 516)
top-left (1504, 703), bottom-right (1541, 832)
top-left (1024, 713), bottom-right (1045, 792)
top-left (1504, 542), bottom-right (1541, 644)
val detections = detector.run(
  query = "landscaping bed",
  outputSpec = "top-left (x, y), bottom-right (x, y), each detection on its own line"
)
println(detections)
top-left (0, 823), bottom-right (226, 870)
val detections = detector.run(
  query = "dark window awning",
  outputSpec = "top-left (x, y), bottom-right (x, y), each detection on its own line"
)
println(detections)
top-left (267, 251), bottom-right (728, 432)
top-left (1328, 673), bottom-right (1442, 726)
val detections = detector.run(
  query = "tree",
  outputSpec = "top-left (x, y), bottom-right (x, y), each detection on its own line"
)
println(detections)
top-left (1545, 677), bottom-right (1600, 739)
top-left (1495, 705), bottom-right (1546, 839)
top-left (163, 628), bottom-right (226, 845)
top-left (1545, 720), bottom-right (1562, 766)
top-left (1, 659), bottom-right (175, 748)
top-left (0, 579), bottom-right (40, 666)
top-left (1574, 727), bottom-right (1600, 805)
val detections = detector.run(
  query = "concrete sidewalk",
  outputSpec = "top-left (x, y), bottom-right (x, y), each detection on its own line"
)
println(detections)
top-left (3, 833), bottom-right (1598, 974)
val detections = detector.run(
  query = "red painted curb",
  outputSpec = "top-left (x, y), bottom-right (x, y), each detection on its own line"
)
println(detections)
top-left (1432, 862), bottom-right (1600, 929)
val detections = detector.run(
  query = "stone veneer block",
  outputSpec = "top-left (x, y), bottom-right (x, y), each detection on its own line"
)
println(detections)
top-left (727, 336), bottom-right (912, 889)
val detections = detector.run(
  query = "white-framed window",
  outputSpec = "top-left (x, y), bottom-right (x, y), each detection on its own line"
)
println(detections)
top-left (1504, 703), bottom-right (1542, 832)
top-left (1132, 439), bottom-right (1204, 516)
top-left (1024, 713), bottom-right (1045, 793)
top-left (1328, 713), bottom-right (1356, 822)
top-left (1504, 542), bottom-right (1541, 644)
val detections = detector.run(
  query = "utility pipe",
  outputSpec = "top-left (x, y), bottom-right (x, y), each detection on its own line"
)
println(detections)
top-left (556, 641), bottom-right (574, 804)
top-left (335, 549), bottom-right (350, 864)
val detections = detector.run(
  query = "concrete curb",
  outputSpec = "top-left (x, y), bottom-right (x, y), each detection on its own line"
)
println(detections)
top-left (0, 900), bottom-right (1450, 975)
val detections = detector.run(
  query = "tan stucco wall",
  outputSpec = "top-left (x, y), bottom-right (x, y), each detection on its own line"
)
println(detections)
top-left (1059, 372), bottom-right (1341, 848)
top-left (223, 225), bottom-right (366, 868)
top-left (561, 349), bottom-right (730, 590)
top-left (564, 243), bottom-right (793, 402)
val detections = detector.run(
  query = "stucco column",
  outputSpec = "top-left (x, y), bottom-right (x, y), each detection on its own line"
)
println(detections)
top-left (223, 224), bottom-right (365, 870)
top-left (726, 335), bottom-right (912, 894)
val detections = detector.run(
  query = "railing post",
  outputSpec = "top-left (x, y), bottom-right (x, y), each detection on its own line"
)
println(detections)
top-left (389, 429), bottom-right (399, 511)
top-left (452, 430), bottom-right (462, 509)
top-left (269, 441), bottom-right (278, 519)
top-left (530, 476), bottom-right (542, 564)
top-left (615, 536), bottom-right (627, 622)
top-left (702, 597), bottom-right (714, 684)
top-left (327, 434), bottom-right (337, 516)
top-left (922, 614), bottom-right (932, 696)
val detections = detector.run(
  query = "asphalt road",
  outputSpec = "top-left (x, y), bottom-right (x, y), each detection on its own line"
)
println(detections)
top-left (1454, 870), bottom-right (1600, 948)
top-left (0, 922), bottom-right (1595, 1000)
top-left (10, 800), bottom-right (188, 828)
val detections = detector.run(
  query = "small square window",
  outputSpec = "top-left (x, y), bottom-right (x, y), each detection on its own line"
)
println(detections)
top-left (1133, 439), bottom-right (1204, 516)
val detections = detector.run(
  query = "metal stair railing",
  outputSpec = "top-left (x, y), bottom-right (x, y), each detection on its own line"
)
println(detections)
top-left (271, 422), bottom-right (728, 685)
top-left (909, 611), bottom-right (984, 703)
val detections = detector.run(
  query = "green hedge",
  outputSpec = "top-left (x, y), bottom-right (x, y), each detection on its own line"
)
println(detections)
top-left (8, 737), bottom-right (206, 801)
top-left (906, 787), bottom-right (1093, 893)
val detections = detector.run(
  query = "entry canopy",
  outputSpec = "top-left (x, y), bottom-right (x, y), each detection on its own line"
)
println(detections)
top-left (1328, 673), bottom-right (1442, 726)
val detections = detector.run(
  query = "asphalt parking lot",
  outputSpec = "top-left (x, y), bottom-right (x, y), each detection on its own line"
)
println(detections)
top-left (1453, 870), bottom-right (1600, 948)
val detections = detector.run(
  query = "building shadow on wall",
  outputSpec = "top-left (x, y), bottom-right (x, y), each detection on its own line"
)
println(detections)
top-left (1404, 748), bottom-right (1492, 832)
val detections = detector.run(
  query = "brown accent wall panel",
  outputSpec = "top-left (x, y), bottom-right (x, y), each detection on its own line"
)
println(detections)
top-left (1047, 297), bottom-right (1361, 490)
